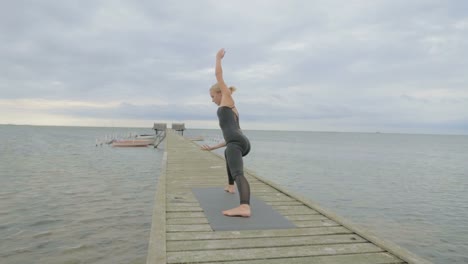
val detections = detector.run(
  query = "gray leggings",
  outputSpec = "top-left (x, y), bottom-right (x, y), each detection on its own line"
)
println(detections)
top-left (224, 142), bottom-right (250, 205)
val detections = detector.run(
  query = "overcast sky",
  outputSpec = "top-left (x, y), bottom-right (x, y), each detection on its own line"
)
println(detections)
top-left (1, 0), bottom-right (467, 134)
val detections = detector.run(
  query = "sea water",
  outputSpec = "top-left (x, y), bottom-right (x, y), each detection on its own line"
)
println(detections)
top-left (0, 125), bottom-right (163, 264)
top-left (1, 125), bottom-right (467, 263)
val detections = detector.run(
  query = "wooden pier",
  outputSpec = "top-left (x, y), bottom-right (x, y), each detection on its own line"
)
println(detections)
top-left (147, 130), bottom-right (432, 264)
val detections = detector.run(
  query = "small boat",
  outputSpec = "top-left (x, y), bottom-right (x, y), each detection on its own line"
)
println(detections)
top-left (111, 139), bottom-right (154, 147)
top-left (136, 134), bottom-right (156, 140)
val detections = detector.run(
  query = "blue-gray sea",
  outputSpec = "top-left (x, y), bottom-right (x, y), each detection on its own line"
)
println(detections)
top-left (1, 125), bottom-right (467, 264)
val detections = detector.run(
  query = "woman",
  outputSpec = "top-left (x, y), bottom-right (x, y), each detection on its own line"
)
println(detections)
top-left (201, 48), bottom-right (251, 217)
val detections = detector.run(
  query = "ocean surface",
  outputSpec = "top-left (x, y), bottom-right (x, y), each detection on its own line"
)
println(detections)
top-left (0, 125), bottom-right (163, 264)
top-left (1, 125), bottom-right (467, 263)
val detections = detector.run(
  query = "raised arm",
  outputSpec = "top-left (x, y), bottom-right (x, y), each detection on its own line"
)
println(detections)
top-left (215, 48), bottom-right (235, 107)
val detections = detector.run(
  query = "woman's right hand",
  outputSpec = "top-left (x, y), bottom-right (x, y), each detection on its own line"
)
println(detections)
top-left (201, 145), bottom-right (212, 151)
top-left (216, 48), bottom-right (225, 60)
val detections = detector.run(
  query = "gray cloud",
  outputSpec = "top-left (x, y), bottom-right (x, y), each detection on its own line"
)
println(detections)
top-left (1, 0), bottom-right (467, 134)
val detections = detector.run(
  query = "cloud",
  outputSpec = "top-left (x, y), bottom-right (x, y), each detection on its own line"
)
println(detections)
top-left (0, 0), bottom-right (467, 134)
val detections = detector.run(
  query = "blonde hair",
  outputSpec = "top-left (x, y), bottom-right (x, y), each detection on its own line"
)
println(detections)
top-left (210, 83), bottom-right (237, 94)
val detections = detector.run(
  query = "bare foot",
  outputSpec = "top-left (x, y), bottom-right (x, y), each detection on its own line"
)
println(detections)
top-left (224, 184), bottom-right (235, 194)
top-left (222, 204), bottom-right (251, 217)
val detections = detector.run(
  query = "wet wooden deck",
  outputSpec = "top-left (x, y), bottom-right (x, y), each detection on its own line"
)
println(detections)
top-left (147, 130), bottom-right (432, 264)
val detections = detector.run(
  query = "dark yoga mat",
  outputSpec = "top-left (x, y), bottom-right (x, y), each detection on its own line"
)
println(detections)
top-left (192, 187), bottom-right (296, 231)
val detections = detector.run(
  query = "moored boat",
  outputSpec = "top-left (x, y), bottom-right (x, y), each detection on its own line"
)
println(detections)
top-left (111, 139), bottom-right (154, 147)
top-left (136, 135), bottom-right (156, 140)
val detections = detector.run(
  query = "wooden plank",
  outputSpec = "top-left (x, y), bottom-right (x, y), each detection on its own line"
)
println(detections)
top-left (167, 217), bottom-right (208, 225)
top-left (167, 243), bottom-right (383, 263)
top-left (166, 198), bottom-right (197, 203)
top-left (167, 184), bottom-right (223, 188)
top-left (264, 201), bottom-right (303, 206)
top-left (272, 205), bottom-right (312, 210)
top-left (273, 205), bottom-right (320, 214)
top-left (166, 212), bottom-right (205, 218)
top-left (166, 192), bottom-right (197, 198)
top-left (294, 219), bottom-right (340, 228)
top-left (199, 252), bottom-right (405, 264)
top-left (166, 206), bottom-right (203, 212)
top-left (276, 208), bottom-right (320, 215)
top-left (256, 193), bottom-right (292, 198)
top-left (249, 187), bottom-right (279, 192)
top-left (285, 214), bottom-right (327, 221)
top-left (165, 202), bottom-right (200, 207)
top-left (166, 180), bottom-right (222, 184)
top-left (166, 167), bottom-right (224, 171)
top-left (167, 226), bottom-right (352, 241)
top-left (167, 224), bottom-right (212, 232)
top-left (254, 195), bottom-right (296, 202)
top-left (166, 194), bottom-right (197, 203)
top-left (167, 234), bottom-right (366, 251)
top-left (248, 183), bottom-right (267, 186)
top-left (146, 153), bottom-right (167, 264)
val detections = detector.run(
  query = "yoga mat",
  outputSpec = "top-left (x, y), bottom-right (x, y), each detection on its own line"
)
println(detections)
top-left (192, 187), bottom-right (296, 231)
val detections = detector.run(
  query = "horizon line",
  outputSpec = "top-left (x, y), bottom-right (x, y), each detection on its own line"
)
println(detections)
top-left (1, 123), bottom-right (467, 137)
